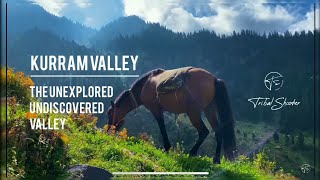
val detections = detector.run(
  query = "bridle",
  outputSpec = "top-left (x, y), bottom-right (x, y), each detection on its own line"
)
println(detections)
top-left (112, 88), bottom-right (139, 127)
top-left (112, 106), bottom-right (125, 128)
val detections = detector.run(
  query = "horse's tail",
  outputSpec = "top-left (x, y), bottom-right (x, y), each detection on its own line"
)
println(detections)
top-left (215, 78), bottom-right (236, 160)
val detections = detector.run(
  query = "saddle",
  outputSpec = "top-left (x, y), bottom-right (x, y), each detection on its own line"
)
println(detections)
top-left (156, 67), bottom-right (193, 94)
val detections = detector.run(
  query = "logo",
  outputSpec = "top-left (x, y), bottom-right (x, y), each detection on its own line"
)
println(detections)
top-left (301, 164), bottom-right (311, 174)
top-left (247, 72), bottom-right (300, 110)
top-left (264, 72), bottom-right (283, 91)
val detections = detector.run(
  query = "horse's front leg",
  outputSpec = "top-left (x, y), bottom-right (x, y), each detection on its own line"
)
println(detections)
top-left (151, 110), bottom-right (171, 152)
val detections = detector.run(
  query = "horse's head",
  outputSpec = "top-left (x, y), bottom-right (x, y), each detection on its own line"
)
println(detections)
top-left (107, 101), bottom-right (126, 132)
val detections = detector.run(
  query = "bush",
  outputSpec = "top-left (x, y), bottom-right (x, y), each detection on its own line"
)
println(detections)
top-left (291, 134), bottom-right (295, 145)
top-left (1, 68), bottom-right (34, 104)
top-left (243, 132), bottom-right (247, 139)
top-left (252, 133), bottom-right (256, 140)
top-left (253, 152), bottom-right (276, 174)
top-left (102, 147), bottom-right (123, 161)
top-left (7, 97), bottom-right (69, 178)
top-left (298, 132), bottom-right (304, 146)
top-left (285, 134), bottom-right (290, 145)
top-left (69, 112), bottom-right (98, 133)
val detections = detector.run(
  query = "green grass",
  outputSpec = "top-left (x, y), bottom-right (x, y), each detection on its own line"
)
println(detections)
top-left (146, 113), bottom-right (276, 157)
top-left (261, 133), bottom-right (315, 179)
top-left (64, 118), bottom-right (284, 179)
top-left (3, 103), bottom-right (296, 179)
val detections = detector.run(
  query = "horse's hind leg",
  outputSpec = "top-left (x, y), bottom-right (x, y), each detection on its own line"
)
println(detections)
top-left (204, 105), bottom-right (222, 164)
top-left (187, 111), bottom-right (209, 156)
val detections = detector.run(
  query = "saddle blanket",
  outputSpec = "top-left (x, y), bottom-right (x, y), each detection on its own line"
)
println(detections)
top-left (156, 66), bottom-right (193, 94)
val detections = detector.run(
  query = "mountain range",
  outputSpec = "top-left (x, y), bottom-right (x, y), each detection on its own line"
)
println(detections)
top-left (3, 1), bottom-right (316, 131)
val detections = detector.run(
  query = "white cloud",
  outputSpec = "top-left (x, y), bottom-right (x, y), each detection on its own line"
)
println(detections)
top-left (123, 0), bottom-right (311, 34)
top-left (30, 0), bottom-right (67, 16)
top-left (123, 0), bottom-right (176, 23)
top-left (289, 8), bottom-right (319, 32)
top-left (30, 0), bottom-right (123, 28)
top-left (30, 0), bottom-right (316, 33)
top-left (74, 0), bottom-right (92, 9)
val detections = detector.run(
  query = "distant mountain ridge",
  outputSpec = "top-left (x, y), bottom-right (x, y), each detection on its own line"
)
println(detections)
top-left (8, 28), bottom-right (96, 73)
top-left (6, 1), bottom-right (151, 48)
top-left (90, 15), bottom-right (149, 50)
top-left (4, 0), bottom-right (315, 132)
top-left (7, 0), bottom-right (96, 45)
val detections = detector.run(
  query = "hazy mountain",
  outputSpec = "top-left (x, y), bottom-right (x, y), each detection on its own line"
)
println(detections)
top-left (6, 0), bottom-right (151, 48)
top-left (8, 28), bottom-right (95, 73)
top-left (4, 0), bottom-right (316, 131)
top-left (90, 16), bottom-right (149, 50)
top-left (8, 28), bottom-right (124, 125)
top-left (7, 0), bottom-right (96, 46)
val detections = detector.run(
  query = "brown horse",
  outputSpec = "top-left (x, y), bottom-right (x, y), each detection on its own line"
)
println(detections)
top-left (107, 67), bottom-right (236, 163)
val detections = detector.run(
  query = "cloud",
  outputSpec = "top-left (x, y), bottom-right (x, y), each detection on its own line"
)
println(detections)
top-left (74, 0), bottom-right (92, 9)
top-left (31, 0), bottom-right (316, 33)
top-left (123, 0), bottom-right (313, 34)
top-left (30, 0), bottom-right (67, 16)
top-left (30, 0), bottom-right (123, 28)
top-left (289, 8), bottom-right (319, 32)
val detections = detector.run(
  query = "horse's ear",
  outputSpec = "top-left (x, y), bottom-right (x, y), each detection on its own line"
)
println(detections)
top-left (111, 101), bottom-right (115, 107)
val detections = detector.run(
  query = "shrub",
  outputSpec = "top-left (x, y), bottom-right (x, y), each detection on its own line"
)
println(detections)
top-left (139, 132), bottom-right (153, 144)
top-left (285, 134), bottom-right (290, 145)
top-left (1, 68), bottom-right (34, 104)
top-left (291, 134), bottom-right (295, 145)
top-left (252, 133), bottom-right (256, 140)
top-left (253, 152), bottom-right (276, 174)
top-left (243, 132), bottom-right (247, 139)
top-left (236, 155), bottom-right (250, 163)
top-left (175, 142), bottom-right (184, 154)
top-left (102, 147), bottom-right (123, 161)
top-left (69, 112), bottom-right (98, 133)
top-left (7, 101), bottom-right (69, 178)
top-left (298, 132), bottom-right (304, 146)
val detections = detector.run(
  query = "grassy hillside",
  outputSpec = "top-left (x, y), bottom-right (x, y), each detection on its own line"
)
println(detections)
top-left (0, 68), bottom-right (298, 179)
top-left (123, 109), bottom-right (276, 157)
top-left (64, 114), bottom-right (286, 179)
top-left (3, 103), bottom-right (296, 179)
top-left (261, 133), bottom-right (315, 179)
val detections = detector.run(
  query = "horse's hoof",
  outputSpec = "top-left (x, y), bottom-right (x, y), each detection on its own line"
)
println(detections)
top-left (164, 146), bottom-right (171, 152)
top-left (213, 158), bottom-right (221, 164)
top-left (189, 151), bottom-right (197, 157)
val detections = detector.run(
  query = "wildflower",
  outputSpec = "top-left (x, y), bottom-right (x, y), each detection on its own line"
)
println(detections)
top-left (103, 124), bottom-right (110, 133)
top-left (140, 132), bottom-right (150, 142)
top-left (119, 128), bottom-right (128, 139)
top-left (60, 133), bottom-right (70, 145)
top-left (26, 112), bottom-right (37, 119)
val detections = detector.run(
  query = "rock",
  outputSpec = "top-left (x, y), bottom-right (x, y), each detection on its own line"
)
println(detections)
top-left (68, 164), bottom-right (113, 180)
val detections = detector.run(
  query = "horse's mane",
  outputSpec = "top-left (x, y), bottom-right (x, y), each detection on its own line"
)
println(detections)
top-left (114, 68), bottom-right (164, 106)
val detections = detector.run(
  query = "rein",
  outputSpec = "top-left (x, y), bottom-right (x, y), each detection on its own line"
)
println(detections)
top-left (128, 88), bottom-right (139, 113)
top-left (112, 106), bottom-right (125, 128)
top-left (112, 89), bottom-right (138, 127)
top-left (116, 118), bottom-right (125, 127)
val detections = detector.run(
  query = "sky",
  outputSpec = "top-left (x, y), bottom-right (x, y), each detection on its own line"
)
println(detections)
top-left (29, 0), bottom-right (319, 34)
